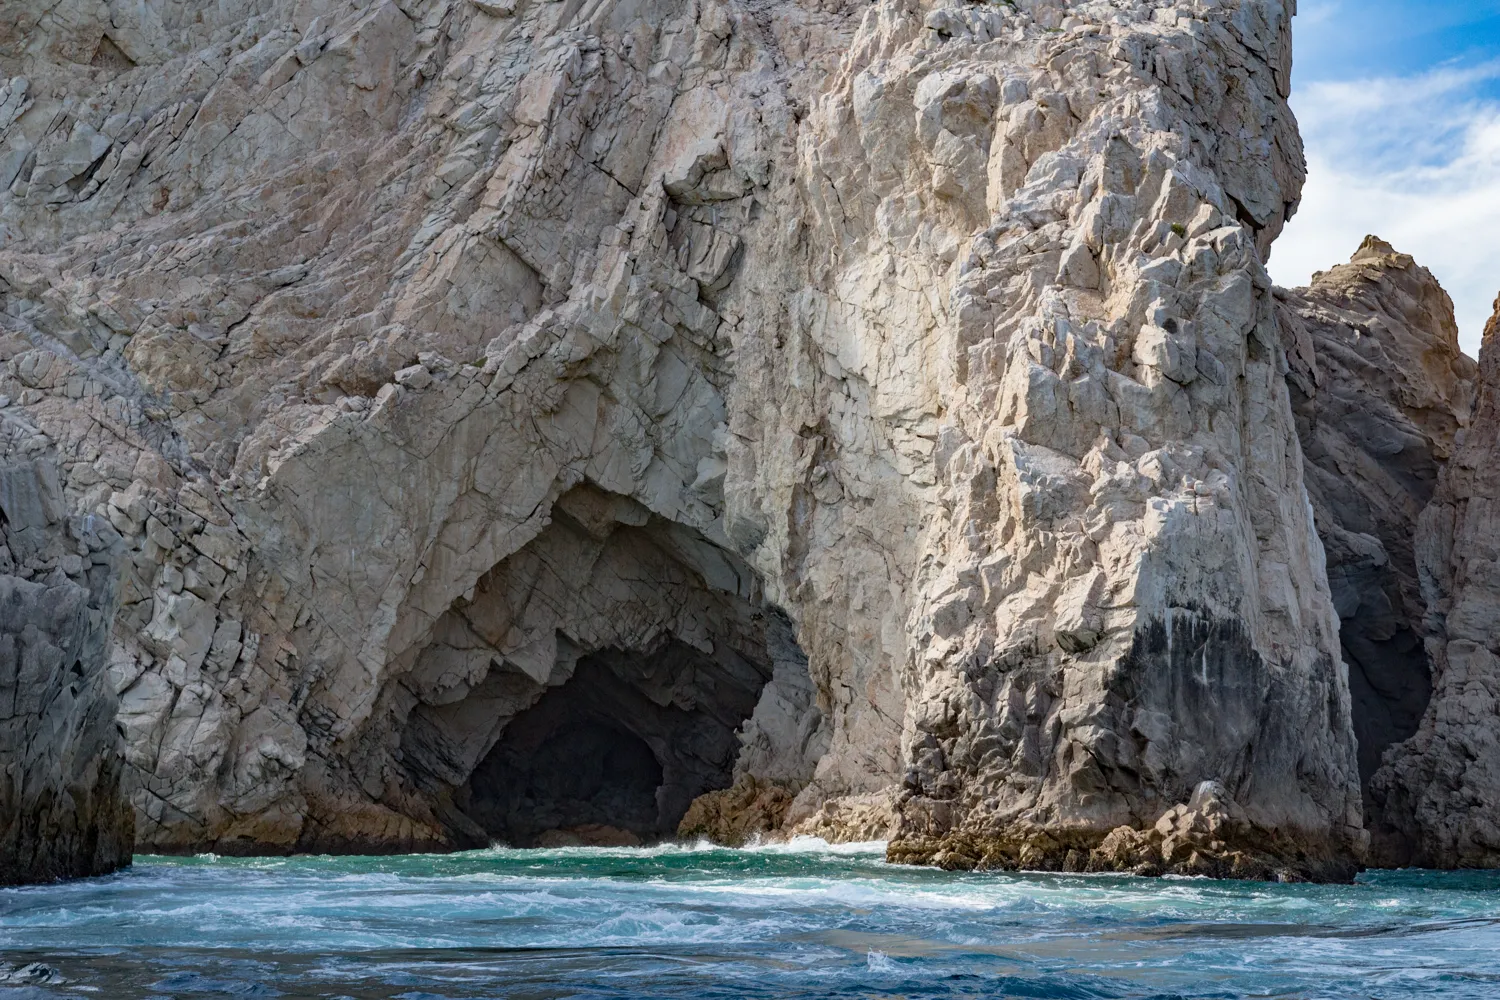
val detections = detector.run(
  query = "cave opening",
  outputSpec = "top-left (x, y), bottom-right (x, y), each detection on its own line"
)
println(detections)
top-left (392, 482), bottom-right (825, 849)
top-left (463, 640), bottom-right (766, 846)
top-left (1316, 519), bottom-right (1436, 808)
top-left (1344, 628), bottom-right (1433, 794)
top-left (1326, 526), bottom-right (1440, 866)
top-left (479, 714), bottom-right (663, 845)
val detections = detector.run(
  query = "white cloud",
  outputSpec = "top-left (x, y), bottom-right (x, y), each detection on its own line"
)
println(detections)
top-left (1272, 63), bottom-right (1500, 356)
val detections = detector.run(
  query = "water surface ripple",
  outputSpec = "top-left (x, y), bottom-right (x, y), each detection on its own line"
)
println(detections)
top-left (1, 840), bottom-right (1497, 999)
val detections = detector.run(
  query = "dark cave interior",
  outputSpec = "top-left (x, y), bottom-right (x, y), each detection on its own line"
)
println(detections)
top-left (1343, 624), bottom-right (1433, 791)
top-left (462, 639), bottom-right (771, 846)
top-left (1286, 368), bottom-right (1442, 827)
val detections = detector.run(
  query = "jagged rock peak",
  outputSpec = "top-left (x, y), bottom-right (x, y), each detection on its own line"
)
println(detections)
top-left (1275, 237), bottom-right (1477, 866)
top-left (1291, 235), bottom-right (1475, 416)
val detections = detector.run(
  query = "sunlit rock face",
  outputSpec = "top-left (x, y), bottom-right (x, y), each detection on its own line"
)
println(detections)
top-left (0, 0), bottom-right (1371, 878)
top-left (1370, 293), bottom-right (1500, 869)
top-left (1276, 238), bottom-right (1478, 864)
top-left (0, 429), bottom-right (132, 885)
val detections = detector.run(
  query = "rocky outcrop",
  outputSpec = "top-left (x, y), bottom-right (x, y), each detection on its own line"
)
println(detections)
top-left (3, 0), bottom-right (858, 855)
top-left (863, 0), bottom-right (1364, 879)
top-left (0, 424), bottom-right (131, 885)
top-left (677, 776), bottom-right (798, 846)
top-left (1011, 778), bottom-right (1323, 881)
top-left (1368, 294), bottom-right (1500, 868)
top-left (2, 0), bottom-right (1369, 878)
top-left (1275, 238), bottom-right (1477, 858)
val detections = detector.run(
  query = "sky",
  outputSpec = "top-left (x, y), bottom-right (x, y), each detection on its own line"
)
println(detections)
top-left (1270, 0), bottom-right (1500, 355)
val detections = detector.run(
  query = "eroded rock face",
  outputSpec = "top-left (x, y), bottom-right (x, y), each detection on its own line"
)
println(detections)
top-left (862, 0), bottom-right (1364, 878)
top-left (0, 423), bottom-right (132, 884)
top-left (1276, 238), bottom-right (1477, 848)
top-left (1370, 296), bottom-right (1500, 868)
top-left (2, 0), bottom-right (1367, 877)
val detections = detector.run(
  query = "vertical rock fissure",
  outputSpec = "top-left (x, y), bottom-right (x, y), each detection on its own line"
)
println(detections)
top-left (1345, 640), bottom-right (1433, 793)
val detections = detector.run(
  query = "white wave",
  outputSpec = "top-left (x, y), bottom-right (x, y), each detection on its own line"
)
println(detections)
top-left (448, 835), bottom-right (888, 861)
top-left (659, 877), bottom-right (1006, 912)
top-left (738, 836), bottom-right (889, 856)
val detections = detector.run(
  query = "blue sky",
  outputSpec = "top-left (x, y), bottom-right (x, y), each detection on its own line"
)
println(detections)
top-left (1271, 0), bottom-right (1500, 354)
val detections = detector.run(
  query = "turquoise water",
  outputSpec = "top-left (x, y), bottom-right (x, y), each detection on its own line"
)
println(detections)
top-left (2, 840), bottom-right (1498, 999)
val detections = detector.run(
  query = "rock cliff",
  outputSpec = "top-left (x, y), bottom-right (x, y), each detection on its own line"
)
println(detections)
top-left (0, 426), bottom-right (132, 885)
top-left (1275, 238), bottom-right (1477, 861)
top-left (1369, 293), bottom-right (1500, 868)
top-left (2, 0), bottom-right (1371, 878)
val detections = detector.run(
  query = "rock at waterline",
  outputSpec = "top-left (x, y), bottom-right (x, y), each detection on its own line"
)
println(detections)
top-left (0, 438), bottom-right (132, 885)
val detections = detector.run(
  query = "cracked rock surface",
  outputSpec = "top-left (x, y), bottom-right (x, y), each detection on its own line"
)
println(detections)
top-left (0, 421), bottom-right (132, 885)
top-left (1371, 292), bottom-right (1500, 869)
top-left (1276, 238), bottom-right (1478, 864)
top-left (1, 0), bottom-right (1377, 877)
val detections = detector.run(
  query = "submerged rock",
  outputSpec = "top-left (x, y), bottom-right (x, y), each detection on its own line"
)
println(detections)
top-left (535, 824), bottom-right (643, 848)
top-left (0, 430), bottom-right (131, 884)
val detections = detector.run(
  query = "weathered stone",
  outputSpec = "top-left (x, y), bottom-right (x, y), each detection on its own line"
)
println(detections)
top-left (0, 431), bottom-right (132, 884)
top-left (1275, 238), bottom-right (1478, 864)
top-left (0, 0), bottom-right (1371, 879)
top-left (1370, 292), bottom-right (1500, 868)
top-left (678, 777), bottom-right (798, 847)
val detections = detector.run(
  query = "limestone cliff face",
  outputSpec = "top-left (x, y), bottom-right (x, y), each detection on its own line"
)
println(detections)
top-left (1370, 295), bottom-right (1500, 868)
top-left (1, 0), bottom-right (1366, 877)
top-left (0, 428), bottom-right (132, 884)
top-left (1275, 239), bottom-right (1477, 854)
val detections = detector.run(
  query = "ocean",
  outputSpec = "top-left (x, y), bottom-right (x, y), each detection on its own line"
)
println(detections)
top-left (1, 840), bottom-right (1497, 999)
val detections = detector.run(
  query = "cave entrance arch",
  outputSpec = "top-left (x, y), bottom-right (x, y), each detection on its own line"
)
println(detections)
top-left (394, 483), bottom-right (825, 847)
